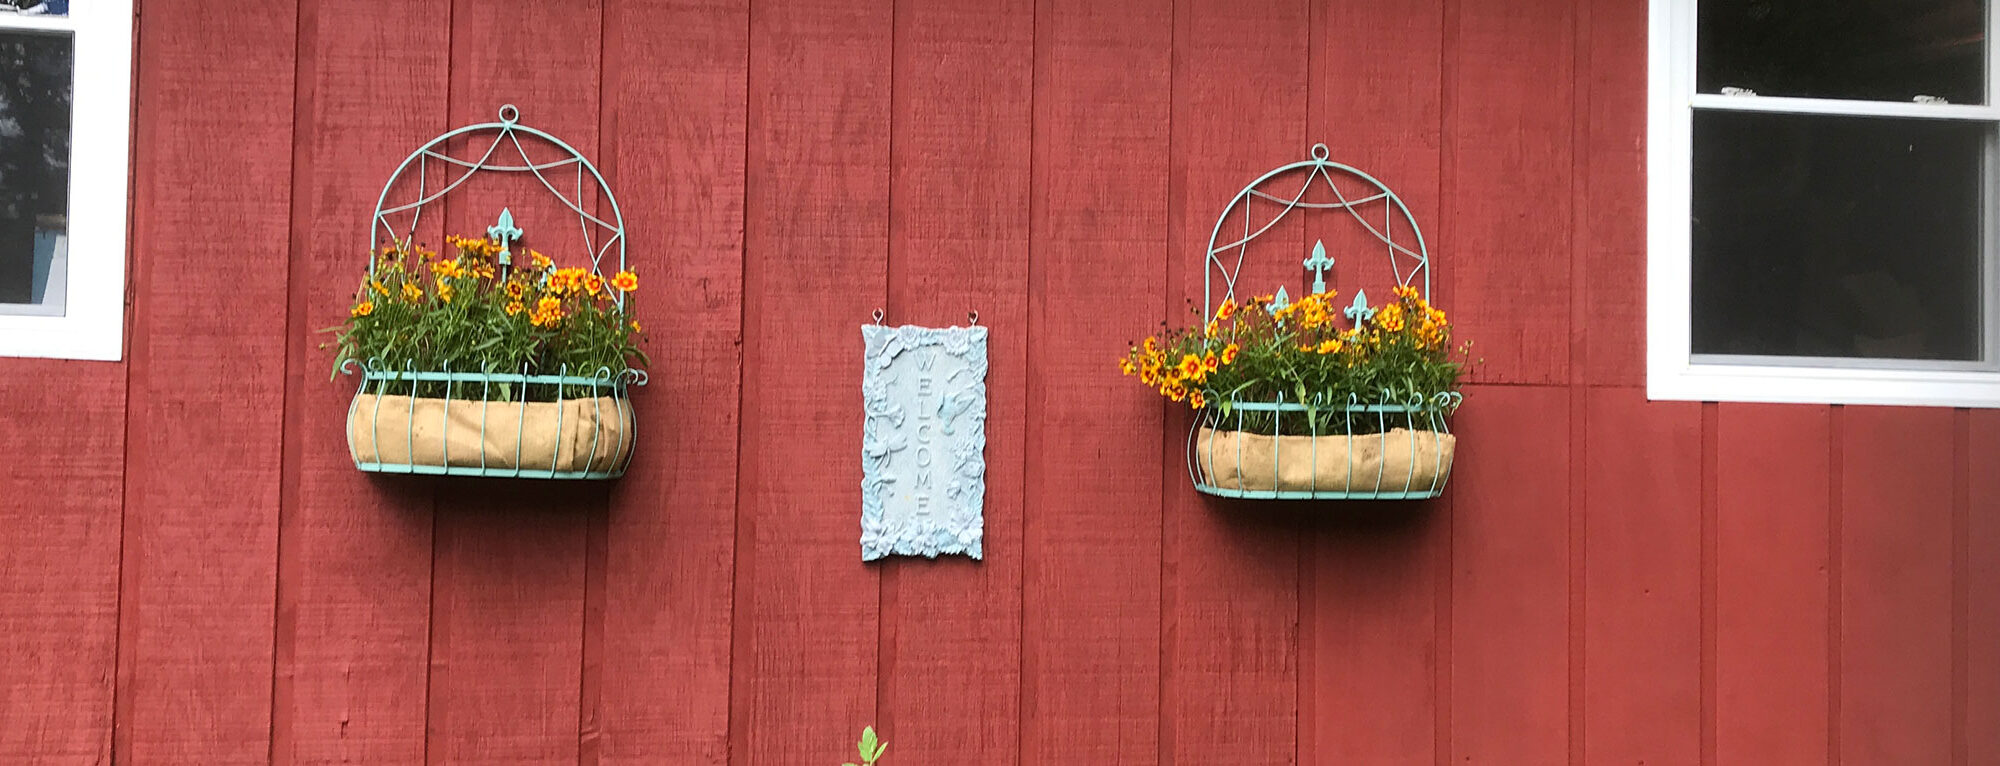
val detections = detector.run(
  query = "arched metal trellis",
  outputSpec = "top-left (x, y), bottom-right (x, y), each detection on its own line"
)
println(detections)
top-left (1187, 143), bottom-right (1460, 501)
top-left (341, 105), bottom-right (642, 480)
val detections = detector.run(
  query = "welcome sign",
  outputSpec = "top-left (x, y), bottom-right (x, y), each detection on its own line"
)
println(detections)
top-left (860, 324), bottom-right (988, 561)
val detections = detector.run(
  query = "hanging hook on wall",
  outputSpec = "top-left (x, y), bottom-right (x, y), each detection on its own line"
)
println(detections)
top-left (872, 308), bottom-right (886, 325)
top-left (967, 310), bottom-right (979, 327)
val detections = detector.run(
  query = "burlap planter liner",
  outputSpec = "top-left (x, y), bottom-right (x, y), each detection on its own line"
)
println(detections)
top-left (1196, 426), bottom-right (1456, 493)
top-left (348, 393), bottom-right (633, 473)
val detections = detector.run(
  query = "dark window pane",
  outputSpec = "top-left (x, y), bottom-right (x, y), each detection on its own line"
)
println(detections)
top-left (1699, 0), bottom-right (1986, 104)
top-left (0, 1), bottom-right (67, 16)
top-left (1691, 111), bottom-right (1986, 361)
top-left (0, 30), bottom-right (70, 316)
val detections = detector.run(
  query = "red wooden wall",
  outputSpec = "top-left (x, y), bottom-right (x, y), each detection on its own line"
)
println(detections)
top-left (1, 0), bottom-right (1995, 763)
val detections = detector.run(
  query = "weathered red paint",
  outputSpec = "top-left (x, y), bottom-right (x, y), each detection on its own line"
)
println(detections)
top-left (0, 0), bottom-right (1992, 763)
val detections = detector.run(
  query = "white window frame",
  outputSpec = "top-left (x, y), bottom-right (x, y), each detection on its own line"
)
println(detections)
top-left (1648, 0), bottom-right (2000, 407)
top-left (0, 1), bottom-right (132, 361)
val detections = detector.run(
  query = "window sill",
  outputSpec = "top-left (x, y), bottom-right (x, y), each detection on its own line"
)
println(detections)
top-left (1648, 361), bottom-right (2000, 408)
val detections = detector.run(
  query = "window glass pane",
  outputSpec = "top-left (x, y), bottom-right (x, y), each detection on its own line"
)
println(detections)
top-left (0, 30), bottom-right (70, 316)
top-left (1698, 0), bottom-right (1987, 104)
top-left (1691, 111), bottom-right (1986, 361)
top-left (0, 1), bottom-right (68, 16)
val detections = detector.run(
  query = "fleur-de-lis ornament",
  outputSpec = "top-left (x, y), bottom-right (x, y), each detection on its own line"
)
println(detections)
top-left (487, 207), bottom-right (523, 267)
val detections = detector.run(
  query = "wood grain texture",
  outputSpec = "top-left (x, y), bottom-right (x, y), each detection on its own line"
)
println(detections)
top-left (115, 0), bottom-right (297, 761)
top-left (271, 1), bottom-right (447, 763)
top-left (1715, 403), bottom-right (1831, 766)
top-left (1302, 0), bottom-right (1448, 762)
top-left (877, 0), bottom-right (1031, 761)
top-left (1022, 0), bottom-right (1171, 761)
top-left (1839, 406), bottom-right (1955, 765)
top-left (1162, 1), bottom-right (1307, 765)
top-left (0, 359), bottom-right (124, 763)
top-left (1445, 0), bottom-right (1574, 385)
top-left (425, 1), bottom-right (604, 762)
top-left (1970, 410), bottom-right (2000, 766)
top-left (1581, 389), bottom-right (1701, 765)
top-left (736, 0), bottom-right (891, 761)
top-left (595, 0), bottom-right (748, 763)
top-left (1576, 0), bottom-right (1647, 387)
top-left (1448, 384), bottom-right (1569, 765)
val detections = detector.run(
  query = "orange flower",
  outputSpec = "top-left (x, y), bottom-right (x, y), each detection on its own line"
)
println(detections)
top-left (610, 269), bottom-right (639, 293)
top-left (629, 320), bottom-right (642, 333)
top-left (350, 300), bottom-right (374, 318)
top-left (1216, 298), bottom-right (1237, 321)
top-left (504, 281), bottom-right (526, 299)
top-left (585, 274), bottom-right (605, 298)
top-left (1176, 353), bottom-right (1203, 381)
top-left (505, 300), bottom-right (524, 316)
top-left (1202, 352), bottom-right (1218, 372)
top-left (529, 250), bottom-right (553, 271)
top-left (1220, 343), bottom-right (1240, 365)
top-left (1118, 358), bottom-right (1137, 376)
top-left (1188, 390), bottom-right (1208, 410)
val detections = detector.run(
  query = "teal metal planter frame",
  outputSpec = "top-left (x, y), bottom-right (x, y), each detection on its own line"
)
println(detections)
top-left (343, 105), bottom-right (644, 480)
top-left (1188, 144), bottom-right (1460, 501)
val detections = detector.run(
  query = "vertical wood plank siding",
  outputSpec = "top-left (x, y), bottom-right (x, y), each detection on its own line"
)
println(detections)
top-left (0, 0), bottom-right (1987, 762)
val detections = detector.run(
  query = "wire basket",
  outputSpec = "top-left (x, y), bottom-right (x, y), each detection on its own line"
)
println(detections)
top-left (340, 105), bottom-right (644, 479)
top-left (1188, 144), bottom-right (1460, 500)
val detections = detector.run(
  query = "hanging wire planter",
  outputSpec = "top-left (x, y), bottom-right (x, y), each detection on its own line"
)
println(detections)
top-left (1185, 144), bottom-right (1462, 500)
top-left (337, 104), bottom-right (644, 479)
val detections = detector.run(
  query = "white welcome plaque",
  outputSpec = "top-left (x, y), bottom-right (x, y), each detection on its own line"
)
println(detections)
top-left (860, 324), bottom-right (988, 561)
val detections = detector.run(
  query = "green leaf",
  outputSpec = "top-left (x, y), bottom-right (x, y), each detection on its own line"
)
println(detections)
top-left (871, 741), bottom-right (887, 761)
top-left (859, 727), bottom-right (877, 760)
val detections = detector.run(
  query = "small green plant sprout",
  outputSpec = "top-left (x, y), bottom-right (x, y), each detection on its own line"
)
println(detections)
top-left (844, 725), bottom-right (886, 766)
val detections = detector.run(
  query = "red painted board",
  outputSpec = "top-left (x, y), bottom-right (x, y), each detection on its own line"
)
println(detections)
top-left (1163, 0), bottom-right (1307, 763)
top-left (877, 0), bottom-right (1031, 762)
top-left (595, 0), bottom-right (749, 763)
top-left (0, 359), bottom-right (124, 763)
top-left (1445, 0), bottom-right (1575, 385)
top-left (270, 1), bottom-right (448, 763)
top-left (1447, 384), bottom-right (1569, 765)
top-left (1022, 0), bottom-right (1171, 761)
top-left (1582, 389), bottom-right (1701, 765)
top-left (114, 0), bottom-right (297, 761)
top-left (735, 0), bottom-right (891, 761)
top-left (1714, 403), bottom-right (1831, 766)
top-left (1840, 406), bottom-right (1954, 765)
top-left (425, 1), bottom-right (605, 762)
top-left (1302, 0), bottom-right (1447, 762)
top-left (1969, 410), bottom-right (2000, 766)
top-left (1577, 0), bottom-right (1648, 387)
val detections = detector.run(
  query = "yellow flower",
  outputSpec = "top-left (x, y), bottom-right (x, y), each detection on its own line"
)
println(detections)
top-left (431, 258), bottom-right (465, 279)
top-left (401, 282), bottom-right (423, 303)
top-left (529, 250), bottom-right (552, 271)
top-left (1165, 382), bottom-right (1188, 403)
top-left (1220, 343), bottom-right (1240, 365)
top-left (1140, 367), bottom-right (1159, 386)
top-left (1393, 284), bottom-right (1420, 301)
top-left (629, 320), bottom-right (643, 333)
top-left (1216, 298), bottom-right (1237, 321)
top-left (537, 296), bottom-right (561, 315)
top-left (1205, 319), bottom-right (1220, 339)
top-left (611, 269), bottom-right (639, 293)
top-left (1316, 339), bottom-right (1344, 355)
top-left (351, 300), bottom-right (374, 318)
top-left (1143, 337), bottom-right (1158, 354)
top-left (585, 274), bottom-right (605, 298)
top-left (1202, 352), bottom-right (1219, 372)
top-left (504, 281), bottom-right (526, 299)
top-left (1189, 390), bottom-right (1208, 410)
top-left (438, 283), bottom-right (455, 303)
top-left (1176, 353), bottom-right (1204, 382)
top-left (505, 300), bottom-right (524, 316)
top-left (1118, 358), bottom-right (1137, 376)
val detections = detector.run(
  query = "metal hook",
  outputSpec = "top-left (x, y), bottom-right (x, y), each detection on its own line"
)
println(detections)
top-left (872, 308), bottom-right (885, 325)
top-left (967, 310), bottom-right (979, 326)
top-left (497, 104), bottom-right (520, 124)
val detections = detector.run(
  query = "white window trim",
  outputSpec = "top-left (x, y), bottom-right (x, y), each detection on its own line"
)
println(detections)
top-left (0, 2), bottom-right (132, 362)
top-left (1648, 0), bottom-right (2000, 407)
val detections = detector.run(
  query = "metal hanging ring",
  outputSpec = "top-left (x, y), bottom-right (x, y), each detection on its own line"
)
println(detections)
top-left (872, 308), bottom-right (885, 324)
top-left (1310, 143), bottom-right (1330, 161)
top-left (967, 310), bottom-right (979, 326)
top-left (497, 104), bottom-right (520, 123)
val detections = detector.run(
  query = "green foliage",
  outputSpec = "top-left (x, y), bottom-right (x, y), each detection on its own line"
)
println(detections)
top-left (1120, 286), bottom-right (1469, 435)
top-left (324, 235), bottom-right (647, 401)
top-left (843, 725), bottom-right (886, 766)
